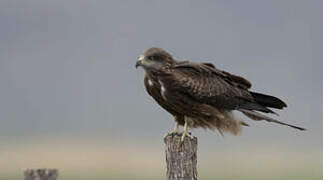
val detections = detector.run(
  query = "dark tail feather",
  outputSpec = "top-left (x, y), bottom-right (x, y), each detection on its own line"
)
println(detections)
top-left (250, 91), bottom-right (287, 109)
top-left (239, 109), bottom-right (306, 131)
top-left (239, 101), bottom-right (278, 115)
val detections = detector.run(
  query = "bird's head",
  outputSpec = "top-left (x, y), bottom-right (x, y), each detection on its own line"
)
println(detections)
top-left (135, 47), bottom-right (175, 71)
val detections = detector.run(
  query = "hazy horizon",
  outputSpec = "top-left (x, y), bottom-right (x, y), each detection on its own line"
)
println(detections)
top-left (0, 0), bottom-right (322, 179)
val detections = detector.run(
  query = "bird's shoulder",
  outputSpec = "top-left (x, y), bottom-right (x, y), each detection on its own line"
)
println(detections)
top-left (169, 61), bottom-right (252, 90)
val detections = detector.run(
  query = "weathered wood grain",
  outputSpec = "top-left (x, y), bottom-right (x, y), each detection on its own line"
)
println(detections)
top-left (164, 134), bottom-right (198, 180)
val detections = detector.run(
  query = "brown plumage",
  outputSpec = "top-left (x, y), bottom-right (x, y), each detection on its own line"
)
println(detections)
top-left (136, 47), bottom-right (305, 137)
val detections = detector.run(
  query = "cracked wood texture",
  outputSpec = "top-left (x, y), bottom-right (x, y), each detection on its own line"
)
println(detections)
top-left (165, 134), bottom-right (198, 180)
top-left (24, 169), bottom-right (58, 180)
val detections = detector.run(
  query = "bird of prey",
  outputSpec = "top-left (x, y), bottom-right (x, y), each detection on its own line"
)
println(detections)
top-left (136, 47), bottom-right (305, 141)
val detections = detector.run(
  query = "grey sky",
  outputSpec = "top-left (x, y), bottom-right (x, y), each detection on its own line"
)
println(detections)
top-left (0, 0), bottom-right (322, 150)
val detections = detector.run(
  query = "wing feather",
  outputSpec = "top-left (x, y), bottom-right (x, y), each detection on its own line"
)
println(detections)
top-left (174, 62), bottom-right (252, 89)
top-left (168, 62), bottom-right (253, 109)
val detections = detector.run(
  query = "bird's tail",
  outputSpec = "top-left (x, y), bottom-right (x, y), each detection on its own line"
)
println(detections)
top-left (239, 109), bottom-right (306, 131)
top-left (250, 91), bottom-right (287, 109)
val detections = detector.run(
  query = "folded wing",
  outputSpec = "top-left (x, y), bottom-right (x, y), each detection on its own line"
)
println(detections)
top-left (170, 62), bottom-right (266, 112)
top-left (167, 61), bottom-right (305, 131)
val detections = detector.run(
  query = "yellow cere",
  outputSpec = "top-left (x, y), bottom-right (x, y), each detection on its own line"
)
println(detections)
top-left (138, 55), bottom-right (145, 61)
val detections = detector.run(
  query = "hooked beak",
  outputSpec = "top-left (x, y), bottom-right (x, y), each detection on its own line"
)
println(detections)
top-left (135, 61), bottom-right (141, 68)
top-left (135, 55), bottom-right (144, 68)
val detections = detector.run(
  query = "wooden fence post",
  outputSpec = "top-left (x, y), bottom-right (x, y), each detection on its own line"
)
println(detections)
top-left (24, 169), bottom-right (58, 180)
top-left (164, 134), bottom-right (198, 180)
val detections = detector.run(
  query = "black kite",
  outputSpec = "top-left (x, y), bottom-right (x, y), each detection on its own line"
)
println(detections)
top-left (136, 47), bottom-right (305, 140)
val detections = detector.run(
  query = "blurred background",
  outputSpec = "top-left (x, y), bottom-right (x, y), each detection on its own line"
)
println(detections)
top-left (0, 0), bottom-right (322, 179)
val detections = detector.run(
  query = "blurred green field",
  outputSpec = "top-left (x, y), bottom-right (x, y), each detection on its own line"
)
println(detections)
top-left (1, 139), bottom-right (322, 180)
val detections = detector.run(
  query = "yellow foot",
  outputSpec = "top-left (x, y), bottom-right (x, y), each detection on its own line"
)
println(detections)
top-left (181, 131), bottom-right (194, 141)
top-left (164, 130), bottom-right (180, 139)
top-left (181, 116), bottom-right (194, 141)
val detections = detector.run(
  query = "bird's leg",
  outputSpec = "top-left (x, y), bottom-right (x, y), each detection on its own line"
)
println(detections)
top-left (172, 121), bottom-right (179, 134)
top-left (164, 122), bottom-right (180, 138)
top-left (181, 117), bottom-right (194, 141)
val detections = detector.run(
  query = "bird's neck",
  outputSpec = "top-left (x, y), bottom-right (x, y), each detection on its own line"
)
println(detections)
top-left (145, 64), bottom-right (172, 78)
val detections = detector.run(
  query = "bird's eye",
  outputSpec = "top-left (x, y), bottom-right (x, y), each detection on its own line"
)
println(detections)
top-left (147, 55), bottom-right (162, 61)
top-left (147, 56), bottom-right (153, 60)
